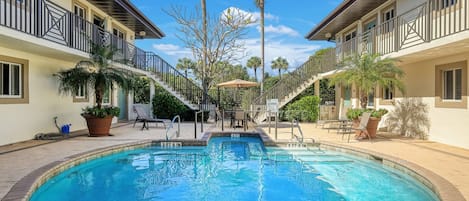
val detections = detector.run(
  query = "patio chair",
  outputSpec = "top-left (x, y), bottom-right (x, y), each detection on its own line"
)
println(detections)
top-left (351, 112), bottom-right (372, 142)
top-left (233, 110), bottom-right (246, 129)
top-left (133, 105), bottom-right (169, 130)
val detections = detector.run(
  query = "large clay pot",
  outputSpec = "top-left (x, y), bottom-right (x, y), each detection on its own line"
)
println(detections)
top-left (366, 117), bottom-right (381, 138)
top-left (83, 115), bottom-right (113, 137)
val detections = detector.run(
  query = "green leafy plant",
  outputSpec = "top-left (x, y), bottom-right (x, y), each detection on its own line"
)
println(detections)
top-left (82, 106), bottom-right (120, 118)
top-left (132, 76), bottom-right (150, 104)
top-left (346, 108), bottom-right (388, 120)
top-left (346, 108), bottom-right (364, 120)
top-left (371, 109), bottom-right (388, 118)
top-left (285, 95), bottom-right (320, 122)
top-left (55, 44), bottom-right (135, 117)
top-left (385, 98), bottom-right (430, 139)
top-left (152, 85), bottom-right (188, 119)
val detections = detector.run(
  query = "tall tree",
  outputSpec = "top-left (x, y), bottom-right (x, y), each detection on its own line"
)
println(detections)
top-left (329, 53), bottom-right (405, 109)
top-left (271, 57), bottom-right (289, 79)
top-left (246, 56), bottom-right (261, 81)
top-left (255, 0), bottom-right (265, 94)
top-left (166, 5), bottom-right (253, 91)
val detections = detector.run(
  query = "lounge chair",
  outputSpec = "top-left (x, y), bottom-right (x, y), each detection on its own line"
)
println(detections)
top-left (352, 112), bottom-right (372, 142)
top-left (133, 105), bottom-right (169, 130)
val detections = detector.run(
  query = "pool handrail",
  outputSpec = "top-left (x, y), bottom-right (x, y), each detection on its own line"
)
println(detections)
top-left (165, 115), bottom-right (181, 141)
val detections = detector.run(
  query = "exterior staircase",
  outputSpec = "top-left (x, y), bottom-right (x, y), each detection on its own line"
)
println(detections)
top-left (251, 48), bottom-right (338, 122)
top-left (113, 51), bottom-right (213, 111)
top-left (0, 0), bottom-right (213, 111)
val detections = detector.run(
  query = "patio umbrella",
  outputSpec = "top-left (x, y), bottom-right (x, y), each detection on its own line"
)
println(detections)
top-left (217, 79), bottom-right (258, 88)
top-left (217, 79), bottom-right (258, 107)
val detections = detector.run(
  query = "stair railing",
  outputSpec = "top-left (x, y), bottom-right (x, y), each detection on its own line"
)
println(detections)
top-left (252, 48), bottom-right (337, 108)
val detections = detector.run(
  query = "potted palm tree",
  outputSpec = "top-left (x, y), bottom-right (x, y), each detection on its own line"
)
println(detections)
top-left (55, 44), bottom-right (134, 137)
top-left (331, 53), bottom-right (405, 138)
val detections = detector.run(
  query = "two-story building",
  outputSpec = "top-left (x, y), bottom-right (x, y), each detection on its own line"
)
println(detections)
top-left (0, 0), bottom-right (165, 145)
top-left (307, 0), bottom-right (469, 148)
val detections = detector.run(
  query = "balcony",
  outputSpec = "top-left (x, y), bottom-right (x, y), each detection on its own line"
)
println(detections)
top-left (336, 0), bottom-right (469, 60)
top-left (0, 0), bottom-right (211, 109)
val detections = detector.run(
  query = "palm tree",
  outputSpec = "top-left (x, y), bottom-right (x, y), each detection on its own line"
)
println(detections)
top-left (271, 57), bottom-right (289, 79)
top-left (246, 56), bottom-right (261, 81)
top-left (255, 0), bottom-right (265, 94)
top-left (176, 57), bottom-right (196, 77)
top-left (329, 53), bottom-right (405, 109)
top-left (55, 44), bottom-right (134, 110)
top-left (201, 0), bottom-right (208, 103)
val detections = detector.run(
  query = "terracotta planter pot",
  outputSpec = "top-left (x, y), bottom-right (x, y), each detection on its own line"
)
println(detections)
top-left (366, 117), bottom-right (381, 138)
top-left (82, 115), bottom-right (113, 137)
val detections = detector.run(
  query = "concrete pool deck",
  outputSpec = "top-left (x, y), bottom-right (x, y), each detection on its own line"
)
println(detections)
top-left (0, 122), bottom-right (468, 200)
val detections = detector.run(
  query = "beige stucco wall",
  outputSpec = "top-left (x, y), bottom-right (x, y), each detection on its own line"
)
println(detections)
top-left (0, 46), bottom-right (92, 146)
top-left (381, 52), bottom-right (469, 148)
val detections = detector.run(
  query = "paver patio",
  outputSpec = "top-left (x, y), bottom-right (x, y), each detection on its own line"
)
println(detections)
top-left (0, 122), bottom-right (468, 200)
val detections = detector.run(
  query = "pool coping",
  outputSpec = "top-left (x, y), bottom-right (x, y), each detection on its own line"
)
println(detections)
top-left (3, 137), bottom-right (464, 201)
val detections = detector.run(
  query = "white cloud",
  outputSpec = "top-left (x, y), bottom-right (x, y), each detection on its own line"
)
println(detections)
top-left (262, 25), bottom-right (300, 37)
top-left (152, 40), bottom-right (322, 77)
top-left (152, 44), bottom-right (192, 57)
top-left (222, 7), bottom-right (279, 27)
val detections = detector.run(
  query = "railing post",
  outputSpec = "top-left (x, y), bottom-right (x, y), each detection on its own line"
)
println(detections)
top-left (426, 1), bottom-right (432, 42)
top-left (291, 119), bottom-right (294, 139)
top-left (194, 111), bottom-right (197, 139)
top-left (201, 111), bottom-right (204, 133)
top-left (275, 112), bottom-right (278, 141)
top-left (395, 16), bottom-right (400, 52)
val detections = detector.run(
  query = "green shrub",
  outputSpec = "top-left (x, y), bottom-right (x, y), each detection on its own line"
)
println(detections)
top-left (152, 85), bottom-right (188, 119)
top-left (346, 108), bottom-right (388, 120)
top-left (285, 95), bottom-right (320, 122)
top-left (82, 106), bottom-right (120, 118)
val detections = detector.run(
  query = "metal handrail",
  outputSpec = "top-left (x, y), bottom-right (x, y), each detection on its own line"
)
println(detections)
top-left (165, 115), bottom-right (181, 141)
top-left (291, 119), bottom-right (305, 143)
top-left (253, 48), bottom-right (337, 107)
top-left (194, 111), bottom-right (204, 139)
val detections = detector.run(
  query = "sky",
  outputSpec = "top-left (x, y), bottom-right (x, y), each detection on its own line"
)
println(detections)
top-left (131, 0), bottom-right (342, 76)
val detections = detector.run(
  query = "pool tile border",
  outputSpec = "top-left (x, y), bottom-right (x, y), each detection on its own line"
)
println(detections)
top-left (320, 142), bottom-right (465, 201)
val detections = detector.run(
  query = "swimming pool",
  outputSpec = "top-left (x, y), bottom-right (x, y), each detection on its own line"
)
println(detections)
top-left (30, 136), bottom-right (438, 201)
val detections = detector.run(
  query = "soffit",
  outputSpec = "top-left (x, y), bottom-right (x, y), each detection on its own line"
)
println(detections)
top-left (306, 0), bottom-right (388, 40)
top-left (87, 0), bottom-right (165, 39)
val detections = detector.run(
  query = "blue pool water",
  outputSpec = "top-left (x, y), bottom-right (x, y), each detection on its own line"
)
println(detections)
top-left (30, 137), bottom-right (438, 201)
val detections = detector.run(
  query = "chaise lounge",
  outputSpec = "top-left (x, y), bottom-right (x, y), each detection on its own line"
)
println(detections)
top-left (133, 105), bottom-right (169, 130)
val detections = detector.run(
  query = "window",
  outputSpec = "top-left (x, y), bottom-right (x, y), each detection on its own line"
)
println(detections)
top-left (102, 86), bottom-right (111, 105)
top-left (435, 61), bottom-right (467, 108)
top-left (443, 69), bottom-right (462, 100)
top-left (345, 31), bottom-right (356, 42)
top-left (73, 4), bottom-right (86, 31)
top-left (1, 62), bottom-right (21, 98)
top-left (112, 28), bottom-right (125, 53)
top-left (382, 7), bottom-right (395, 33)
top-left (442, 0), bottom-right (458, 8)
top-left (383, 86), bottom-right (394, 100)
top-left (76, 84), bottom-right (87, 98)
top-left (73, 83), bottom-right (88, 102)
top-left (0, 56), bottom-right (28, 104)
top-left (368, 90), bottom-right (375, 107)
